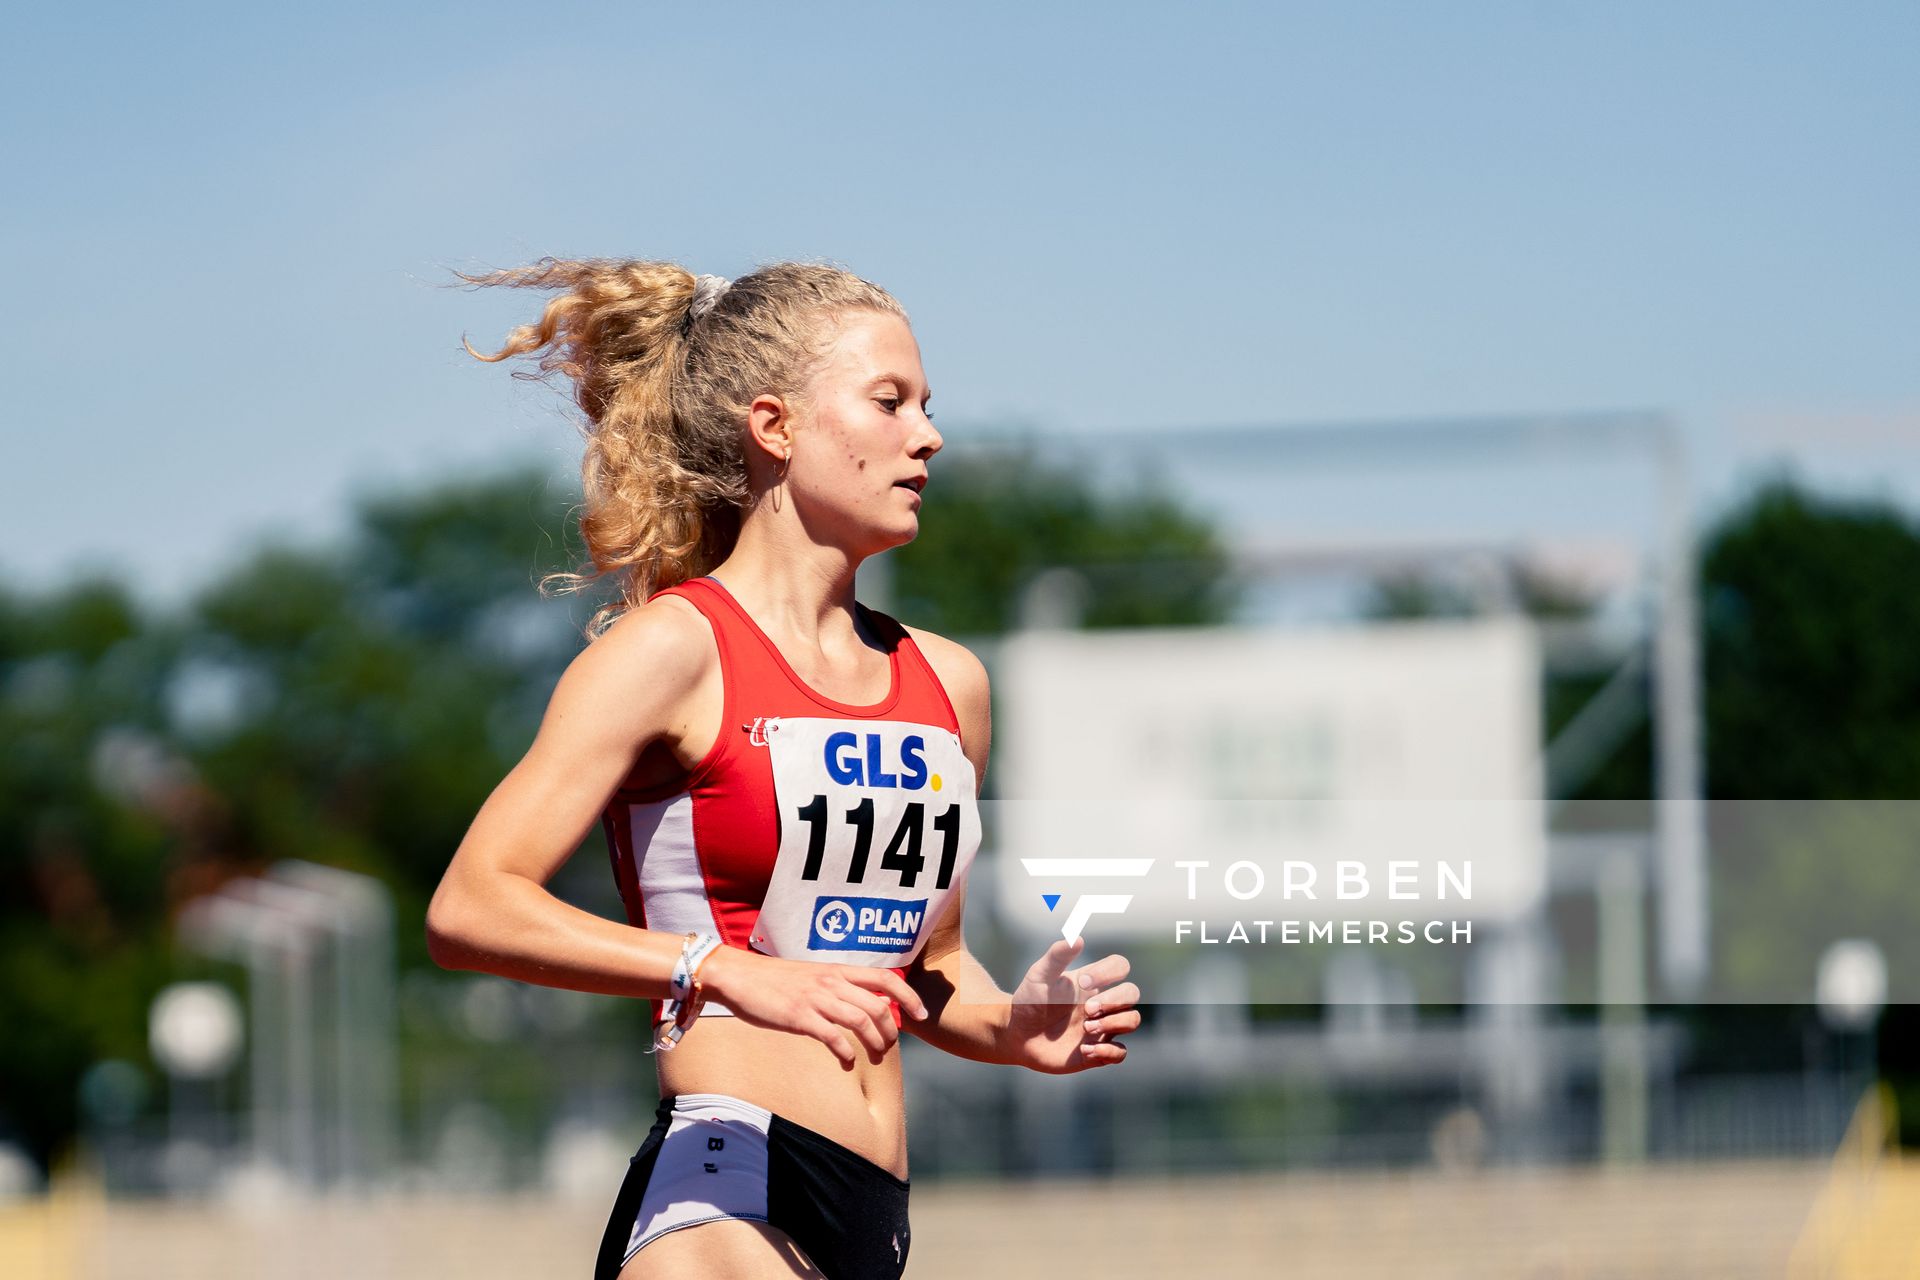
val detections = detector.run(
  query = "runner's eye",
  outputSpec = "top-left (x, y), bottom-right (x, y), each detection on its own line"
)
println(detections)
top-left (876, 397), bottom-right (900, 413)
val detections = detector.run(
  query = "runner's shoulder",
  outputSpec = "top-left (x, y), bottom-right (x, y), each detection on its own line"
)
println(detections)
top-left (900, 624), bottom-right (989, 709)
top-left (563, 592), bottom-right (718, 705)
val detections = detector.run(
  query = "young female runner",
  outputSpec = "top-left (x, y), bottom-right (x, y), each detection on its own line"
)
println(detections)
top-left (425, 259), bottom-right (1141, 1279)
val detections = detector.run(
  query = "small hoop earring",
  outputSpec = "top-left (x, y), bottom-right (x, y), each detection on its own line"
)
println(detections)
top-left (765, 450), bottom-right (791, 513)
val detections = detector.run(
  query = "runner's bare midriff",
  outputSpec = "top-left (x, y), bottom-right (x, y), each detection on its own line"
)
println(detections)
top-left (656, 1014), bottom-right (908, 1179)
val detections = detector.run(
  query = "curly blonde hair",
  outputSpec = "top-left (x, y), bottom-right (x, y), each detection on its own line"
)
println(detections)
top-left (455, 258), bottom-right (906, 634)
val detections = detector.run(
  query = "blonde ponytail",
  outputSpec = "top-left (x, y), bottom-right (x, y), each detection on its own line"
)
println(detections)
top-left (455, 257), bottom-right (905, 635)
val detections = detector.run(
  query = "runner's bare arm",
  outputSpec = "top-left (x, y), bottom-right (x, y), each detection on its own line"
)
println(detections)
top-left (425, 602), bottom-right (712, 998)
top-left (904, 882), bottom-right (1019, 1063)
top-left (899, 629), bottom-right (1019, 1063)
top-left (902, 626), bottom-right (1141, 1073)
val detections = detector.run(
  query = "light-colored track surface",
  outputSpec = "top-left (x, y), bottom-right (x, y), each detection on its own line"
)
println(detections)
top-left (908, 1164), bottom-right (1832, 1279)
top-left (0, 1161), bottom-right (1853, 1279)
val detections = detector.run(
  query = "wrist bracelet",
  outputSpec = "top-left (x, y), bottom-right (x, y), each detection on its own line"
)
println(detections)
top-left (654, 931), bottom-right (725, 1053)
top-left (668, 931), bottom-right (722, 1000)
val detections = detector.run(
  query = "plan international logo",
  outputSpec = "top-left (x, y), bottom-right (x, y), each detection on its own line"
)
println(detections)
top-left (809, 894), bottom-right (926, 954)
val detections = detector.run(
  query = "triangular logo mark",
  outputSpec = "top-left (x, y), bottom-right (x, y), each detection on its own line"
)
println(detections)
top-left (1042, 894), bottom-right (1061, 912)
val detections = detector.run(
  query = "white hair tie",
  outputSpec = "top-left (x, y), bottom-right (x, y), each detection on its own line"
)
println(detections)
top-left (683, 274), bottom-right (731, 335)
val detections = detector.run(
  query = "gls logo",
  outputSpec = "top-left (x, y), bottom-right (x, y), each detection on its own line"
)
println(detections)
top-left (823, 732), bottom-right (935, 790)
top-left (809, 895), bottom-right (928, 954)
top-left (1021, 858), bottom-right (1156, 942)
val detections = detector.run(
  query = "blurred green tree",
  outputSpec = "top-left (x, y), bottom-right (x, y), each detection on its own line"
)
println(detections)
top-left (888, 445), bottom-right (1237, 633)
top-left (1702, 475), bottom-right (1920, 799)
top-left (1693, 476), bottom-right (1920, 1135)
top-left (1361, 472), bottom-right (1920, 1129)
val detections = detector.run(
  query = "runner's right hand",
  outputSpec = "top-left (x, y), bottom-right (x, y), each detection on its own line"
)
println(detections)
top-left (700, 947), bottom-right (929, 1069)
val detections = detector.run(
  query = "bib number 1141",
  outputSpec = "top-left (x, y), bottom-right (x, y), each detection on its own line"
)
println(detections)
top-left (792, 795), bottom-right (963, 891)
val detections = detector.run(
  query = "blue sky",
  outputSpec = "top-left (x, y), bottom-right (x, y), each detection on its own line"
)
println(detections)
top-left (2, 1), bottom-right (1915, 604)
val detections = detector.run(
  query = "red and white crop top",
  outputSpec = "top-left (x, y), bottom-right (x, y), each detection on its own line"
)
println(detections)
top-left (601, 574), bottom-right (982, 1027)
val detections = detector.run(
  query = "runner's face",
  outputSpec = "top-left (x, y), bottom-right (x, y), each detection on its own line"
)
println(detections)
top-left (790, 311), bottom-right (941, 554)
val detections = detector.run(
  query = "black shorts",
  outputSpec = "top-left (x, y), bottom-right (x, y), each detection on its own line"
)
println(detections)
top-left (594, 1092), bottom-right (912, 1280)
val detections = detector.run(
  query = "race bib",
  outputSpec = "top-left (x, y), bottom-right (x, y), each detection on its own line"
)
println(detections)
top-left (749, 716), bottom-right (980, 966)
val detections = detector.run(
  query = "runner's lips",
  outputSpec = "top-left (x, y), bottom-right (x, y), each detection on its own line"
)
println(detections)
top-left (895, 476), bottom-right (927, 493)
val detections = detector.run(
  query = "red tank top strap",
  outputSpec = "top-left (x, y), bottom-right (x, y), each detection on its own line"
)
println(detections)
top-left (646, 574), bottom-right (766, 697)
top-left (859, 604), bottom-right (963, 738)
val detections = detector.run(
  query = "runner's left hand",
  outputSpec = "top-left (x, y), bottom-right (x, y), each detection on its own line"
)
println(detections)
top-left (1005, 936), bottom-right (1140, 1074)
